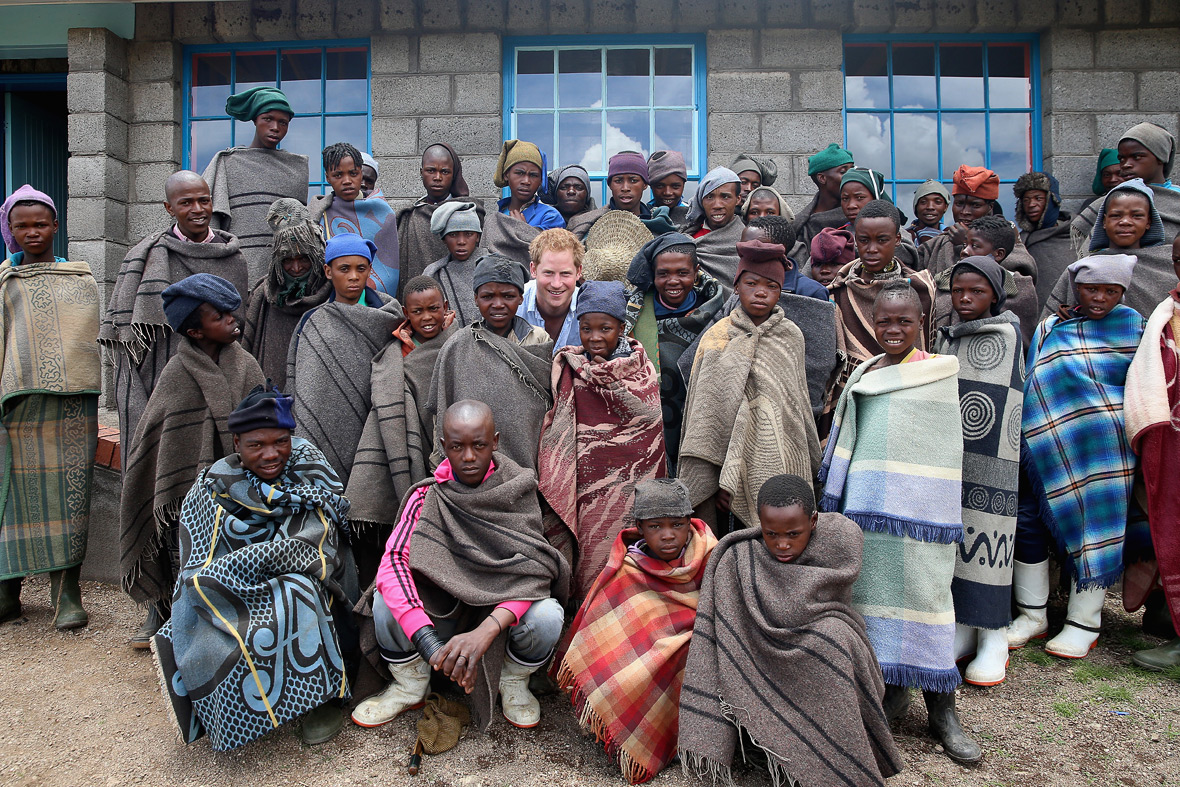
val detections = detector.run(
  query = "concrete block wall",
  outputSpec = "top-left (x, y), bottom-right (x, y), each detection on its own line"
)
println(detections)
top-left (125, 39), bottom-right (183, 244)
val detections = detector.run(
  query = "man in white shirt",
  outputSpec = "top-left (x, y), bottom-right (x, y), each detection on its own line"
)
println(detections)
top-left (517, 228), bottom-right (583, 353)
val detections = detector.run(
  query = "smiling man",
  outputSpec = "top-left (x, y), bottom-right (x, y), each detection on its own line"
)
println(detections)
top-left (518, 228), bottom-right (583, 352)
top-left (684, 167), bottom-right (746, 299)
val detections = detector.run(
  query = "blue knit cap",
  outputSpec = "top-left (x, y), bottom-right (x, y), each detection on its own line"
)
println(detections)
top-left (161, 273), bottom-right (242, 332)
top-left (325, 233), bottom-right (378, 264)
top-left (575, 280), bottom-right (627, 323)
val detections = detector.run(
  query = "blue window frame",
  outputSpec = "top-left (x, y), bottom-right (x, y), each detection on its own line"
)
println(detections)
top-left (503, 35), bottom-right (707, 206)
top-left (182, 40), bottom-right (371, 201)
top-left (842, 35), bottom-right (1040, 220)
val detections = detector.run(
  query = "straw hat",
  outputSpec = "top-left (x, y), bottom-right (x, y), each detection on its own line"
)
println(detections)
top-left (581, 210), bottom-right (654, 283)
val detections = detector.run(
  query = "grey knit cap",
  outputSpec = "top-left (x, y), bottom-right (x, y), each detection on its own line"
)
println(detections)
top-left (575, 279), bottom-right (627, 323)
top-left (472, 252), bottom-right (528, 293)
top-left (632, 478), bottom-right (694, 521)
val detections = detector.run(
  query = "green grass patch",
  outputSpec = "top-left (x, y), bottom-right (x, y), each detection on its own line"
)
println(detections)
top-left (1018, 647), bottom-right (1055, 667)
top-left (1094, 684), bottom-right (1134, 703)
top-left (1053, 700), bottom-right (1081, 718)
top-left (1161, 664), bottom-right (1180, 682)
top-left (1072, 661), bottom-right (1120, 684)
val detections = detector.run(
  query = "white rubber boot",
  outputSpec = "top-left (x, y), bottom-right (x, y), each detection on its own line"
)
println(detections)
top-left (499, 658), bottom-right (541, 728)
top-left (1045, 586), bottom-right (1105, 659)
top-left (1006, 559), bottom-right (1050, 648)
top-left (965, 627), bottom-right (1010, 686)
top-left (954, 623), bottom-right (978, 662)
top-left (350, 656), bottom-right (431, 728)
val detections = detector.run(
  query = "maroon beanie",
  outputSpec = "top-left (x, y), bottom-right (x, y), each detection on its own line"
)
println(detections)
top-left (608, 150), bottom-right (649, 182)
top-left (734, 239), bottom-right (788, 288)
top-left (810, 226), bottom-right (857, 267)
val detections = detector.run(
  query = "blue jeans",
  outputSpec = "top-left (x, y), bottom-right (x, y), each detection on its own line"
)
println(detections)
top-left (373, 593), bottom-right (563, 668)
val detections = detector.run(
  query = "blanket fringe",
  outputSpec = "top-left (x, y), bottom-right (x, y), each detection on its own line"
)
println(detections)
top-left (148, 638), bottom-right (188, 746)
top-left (1069, 224), bottom-right (1090, 260)
top-left (559, 663), bottom-right (658, 785)
top-left (679, 749), bottom-right (734, 787)
top-left (881, 664), bottom-right (962, 693)
top-left (846, 511), bottom-right (963, 545)
top-left (720, 700), bottom-right (800, 787)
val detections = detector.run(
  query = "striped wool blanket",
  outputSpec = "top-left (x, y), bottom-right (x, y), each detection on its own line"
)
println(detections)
top-left (678, 517), bottom-right (902, 787)
top-left (311, 191), bottom-right (401, 297)
top-left (1023, 305), bottom-right (1147, 589)
top-left (538, 339), bottom-right (667, 600)
top-left (556, 520), bottom-right (717, 784)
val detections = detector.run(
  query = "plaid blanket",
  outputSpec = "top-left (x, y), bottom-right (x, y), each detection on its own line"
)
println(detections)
top-left (1023, 304), bottom-right (1146, 589)
top-left (556, 520), bottom-right (717, 784)
top-left (538, 339), bottom-right (667, 599)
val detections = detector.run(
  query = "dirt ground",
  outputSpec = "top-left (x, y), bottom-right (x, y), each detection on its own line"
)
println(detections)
top-left (1, 576), bottom-right (1179, 787)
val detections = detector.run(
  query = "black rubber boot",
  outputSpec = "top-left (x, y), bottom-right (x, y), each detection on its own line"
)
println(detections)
top-left (1142, 591), bottom-right (1177, 639)
top-left (0, 577), bottom-right (21, 623)
top-left (130, 604), bottom-right (167, 649)
top-left (50, 566), bottom-right (88, 630)
top-left (923, 690), bottom-right (982, 764)
top-left (298, 702), bottom-right (343, 745)
top-left (882, 684), bottom-right (911, 724)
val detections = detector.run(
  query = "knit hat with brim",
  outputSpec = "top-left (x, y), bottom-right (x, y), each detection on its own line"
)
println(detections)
top-left (735, 239), bottom-right (788, 289)
top-left (633, 477), bottom-right (693, 520)
top-left (575, 279), bottom-right (627, 323)
top-left (731, 153), bottom-right (778, 187)
top-left (912, 180), bottom-right (950, 214)
top-left (1090, 178), bottom-right (1165, 251)
top-left (1092, 148), bottom-right (1120, 196)
top-left (494, 140), bottom-right (544, 188)
top-left (162, 272), bottom-right (242, 332)
top-left (583, 209), bottom-right (654, 283)
top-left (228, 384), bottom-right (297, 434)
top-left (807, 143), bottom-right (854, 177)
top-left (647, 150), bottom-right (687, 184)
top-left (1068, 253), bottom-right (1137, 293)
top-left (1013, 172), bottom-right (1062, 232)
top-left (1120, 122), bottom-right (1176, 179)
top-left (225, 86), bottom-right (294, 122)
top-left (430, 201), bottom-right (482, 237)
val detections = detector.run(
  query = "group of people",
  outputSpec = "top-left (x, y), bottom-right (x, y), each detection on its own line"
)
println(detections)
top-left (0, 79), bottom-right (1178, 785)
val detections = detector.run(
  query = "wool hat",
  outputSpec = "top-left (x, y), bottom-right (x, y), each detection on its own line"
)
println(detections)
top-left (430, 201), bottom-right (482, 237)
top-left (225, 86), bottom-right (294, 122)
top-left (228, 384), bottom-right (297, 435)
top-left (1013, 172), bottom-right (1062, 232)
top-left (840, 167), bottom-right (886, 199)
top-left (607, 150), bottom-right (649, 182)
top-left (575, 279), bottom-right (627, 323)
top-left (646, 150), bottom-right (687, 184)
top-left (810, 226), bottom-right (857, 268)
top-left (162, 272), bottom-right (242, 332)
top-left (423, 142), bottom-right (471, 198)
top-left (493, 140), bottom-right (544, 188)
top-left (472, 252), bottom-right (528, 294)
top-left (267, 197), bottom-right (325, 267)
top-left (735, 239), bottom-right (788, 289)
top-left (730, 154), bottom-right (778, 187)
top-left (1068, 254), bottom-right (1137, 293)
top-left (1090, 178), bottom-right (1165, 251)
top-left (626, 231), bottom-right (697, 292)
top-left (1120, 122), bottom-right (1176, 179)
top-left (550, 164), bottom-right (591, 194)
top-left (807, 143), bottom-right (854, 177)
top-left (685, 167), bottom-right (741, 227)
top-left (583, 209), bottom-right (654, 283)
top-left (912, 180), bottom-right (951, 214)
top-left (1092, 148), bottom-right (1120, 196)
top-left (952, 165), bottom-right (1000, 200)
top-left (325, 233), bottom-right (377, 264)
top-left (1, 184), bottom-right (56, 254)
top-left (739, 186), bottom-right (795, 222)
top-left (632, 477), bottom-right (693, 520)
top-left (360, 152), bottom-right (379, 176)
top-left (951, 256), bottom-right (1008, 316)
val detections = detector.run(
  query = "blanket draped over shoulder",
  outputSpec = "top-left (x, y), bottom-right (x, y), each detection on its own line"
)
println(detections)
top-left (556, 520), bottom-right (718, 785)
top-left (120, 340), bottom-right (265, 605)
top-left (537, 340), bottom-right (668, 599)
top-left (1125, 297), bottom-right (1180, 627)
top-left (820, 354), bottom-right (964, 691)
top-left (0, 260), bottom-right (101, 579)
top-left (426, 322), bottom-right (553, 470)
top-left (1043, 244), bottom-right (1175, 320)
top-left (396, 198), bottom-right (486, 300)
top-left (1023, 305), bottom-right (1147, 590)
top-left (347, 322), bottom-right (458, 530)
top-left (423, 254), bottom-right (480, 327)
top-left (287, 298), bottom-right (402, 485)
top-left (152, 438), bottom-right (352, 752)
top-left (203, 147), bottom-right (310, 283)
top-left (936, 312), bottom-right (1025, 630)
top-left (932, 264), bottom-right (1039, 348)
top-left (679, 306), bottom-right (821, 529)
top-left (792, 195), bottom-right (847, 250)
top-left (310, 192), bottom-right (401, 296)
top-left (99, 229), bottom-right (250, 464)
top-left (1022, 218), bottom-right (1076, 308)
top-left (678, 519), bottom-right (903, 787)
top-left (408, 451), bottom-right (571, 732)
top-left (242, 276), bottom-right (331, 390)
top-left (480, 211), bottom-right (541, 267)
top-left (690, 218), bottom-right (745, 301)
top-left (1070, 185), bottom-right (1180, 259)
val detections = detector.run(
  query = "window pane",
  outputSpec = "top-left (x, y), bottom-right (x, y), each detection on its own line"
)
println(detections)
top-left (191, 119), bottom-right (232, 175)
top-left (326, 48), bottom-right (367, 112)
top-left (892, 44), bottom-right (936, 109)
top-left (325, 114), bottom-right (368, 154)
top-left (281, 50), bottom-right (322, 114)
top-left (192, 53), bottom-right (231, 117)
top-left (988, 44), bottom-right (1030, 108)
top-left (236, 51), bottom-right (277, 95)
top-left (989, 113), bottom-right (1031, 180)
top-left (560, 112), bottom-right (603, 171)
top-left (895, 184), bottom-right (921, 224)
top-left (846, 112), bottom-right (891, 178)
top-left (559, 49), bottom-right (602, 108)
top-left (283, 117), bottom-right (324, 180)
top-left (235, 119), bottom-right (255, 145)
top-left (518, 51), bottom-right (555, 110)
top-left (606, 48), bottom-right (649, 107)
top-left (942, 113), bottom-right (986, 177)
top-left (606, 110), bottom-right (649, 159)
top-left (519, 49), bottom-right (553, 74)
top-left (516, 113), bottom-right (554, 161)
top-left (893, 114), bottom-right (939, 181)
top-left (844, 43), bottom-right (887, 109)
top-left (940, 44), bottom-right (984, 108)
top-left (654, 110), bottom-right (693, 171)
top-left (654, 48), bottom-right (692, 105)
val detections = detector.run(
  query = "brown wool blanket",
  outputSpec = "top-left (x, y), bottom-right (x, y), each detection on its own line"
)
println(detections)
top-left (397, 198), bottom-right (487, 301)
top-left (479, 211), bottom-right (541, 268)
top-left (679, 306), bottom-right (821, 529)
top-left (99, 229), bottom-right (250, 464)
top-left (792, 195), bottom-right (847, 250)
top-left (119, 340), bottom-right (264, 605)
top-left (537, 339), bottom-right (668, 600)
top-left (241, 276), bottom-right (331, 390)
top-left (426, 322), bottom-right (553, 470)
top-left (1023, 218), bottom-right (1076, 308)
top-left (204, 147), bottom-right (310, 284)
top-left (286, 296), bottom-right (402, 485)
top-left (678, 517), bottom-right (903, 787)
top-left (423, 254), bottom-right (481, 327)
top-left (347, 321), bottom-right (458, 531)
top-left (565, 207), bottom-right (608, 240)
top-left (689, 218), bottom-right (745, 301)
top-left (408, 451), bottom-right (571, 731)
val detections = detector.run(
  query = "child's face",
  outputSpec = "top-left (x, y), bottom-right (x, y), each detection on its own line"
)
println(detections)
top-left (737, 170), bottom-right (761, 202)
top-left (840, 182), bottom-right (873, 224)
top-left (404, 288), bottom-right (448, 341)
top-left (873, 298), bottom-right (921, 357)
top-left (444, 230), bottom-right (480, 262)
top-left (650, 175), bottom-right (686, 208)
top-left (506, 162), bottom-right (543, 205)
top-left (421, 148), bottom-right (455, 201)
top-left (653, 251), bottom-right (697, 308)
top-left (1020, 189), bottom-right (1049, 227)
top-left (952, 194), bottom-right (992, 225)
top-left (736, 271), bottom-right (778, 325)
top-left (950, 270), bottom-right (997, 322)
top-left (1102, 192), bottom-right (1151, 250)
top-left (701, 183), bottom-right (739, 229)
top-left (638, 515), bottom-right (692, 561)
top-left (854, 216), bottom-right (900, 273)
top-left (556, 176), bottom-right (590, 215)
top-left (810, 261), bottom-right (840, 287)
top-left (744, 193), bottom-right (781, 220)
top-left (1118, 139), bottom-right (1166, 183)
top-left (1076, 283), bottom-right (1125, 320)
top-left (361, 165), bottom-right (378, 195)
top-left (253, 111), bottom-right (291, 149)
top-left (324, 255), bottom-right (370, 305)
top-left (1101, 164), bottom-right (1126, 194)
top-left (916, 194), bottom-right (948, 228)
top-left (440, 413), bottom-right (498, 488)
top-left (326, 155), bottom-right (363, 202)
top-left (759, 504), bottom-right (816, 563)
top-left (7, 203), bottom-right (57, 258)
top-left (187, 302), bottom-right (240, 345)
top-left (961, 230), bottom-right (1004, 263)
top-left (608, 174), bottom-right (646, 213)
top-left (475, 281), bottom-right (523, 335)
top-left (281, 254), bottom-right (312, 278)
top-left (580, 313), bottom-right (623, 363)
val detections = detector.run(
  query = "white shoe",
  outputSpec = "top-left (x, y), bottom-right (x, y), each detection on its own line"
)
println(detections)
top-left (1046, 586), bottom-right (1105, 659)
top-left (965, 628), bottom-right (1010, 686)
top-left (1007, 559), bottom-right (1050, 648)
top-left (499, 658), bottom-right (541, 728)
top-left (954, 623), bottom-right (978, 662)
top-left (350, 656), bottom-right (431, 728)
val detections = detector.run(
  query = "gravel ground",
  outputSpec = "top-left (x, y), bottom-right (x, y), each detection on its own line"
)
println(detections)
top-left (2, 576), bottom-right (1179, 787)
